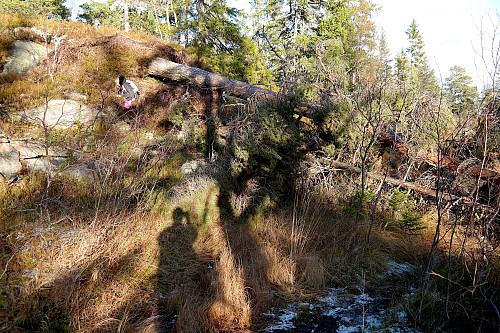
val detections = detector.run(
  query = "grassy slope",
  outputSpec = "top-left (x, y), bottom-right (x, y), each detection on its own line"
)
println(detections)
top-left (0, 13), bottom-right (497, 333)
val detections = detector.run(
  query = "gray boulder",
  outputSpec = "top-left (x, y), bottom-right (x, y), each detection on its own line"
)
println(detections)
top-left (3, 40), bottom-right (48, 74)
top-left (11, 140), bottom-right (67, 172)
top-left (0, 139), bottom-right (68, 181)
top-left (0, 142), bottom-right (22, 180)
top-left (22, 99), bottom-right (100, 129)
top-left (61, 159), bottom-right (96, 181)
top-left (180, 157), bottom-right (231, 180)
top-left (181, 159), bottom-right (208, 178)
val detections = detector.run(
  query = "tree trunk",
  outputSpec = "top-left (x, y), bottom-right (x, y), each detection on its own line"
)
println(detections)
top-left (153, 0), bottom-right (162, 39)
top-left (171, 0), bottom-right (178, 27)
top-left (148, 57), bottom-right (278, 100)
top-left (197, 0), bottom-right (207, 46)
top-left (310, 155), bottom-right (497, 213)
top-left (124, 1), bottom-right (130, 32)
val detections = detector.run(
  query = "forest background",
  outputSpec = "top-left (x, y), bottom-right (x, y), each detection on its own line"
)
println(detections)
top-left (0, 0), bottom-right (500, 332)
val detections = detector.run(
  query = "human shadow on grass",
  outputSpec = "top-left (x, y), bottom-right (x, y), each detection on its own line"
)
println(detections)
top-left (154, 207), bottom-right (213, 332)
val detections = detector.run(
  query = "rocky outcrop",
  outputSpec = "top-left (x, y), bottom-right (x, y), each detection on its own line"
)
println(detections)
top-left (0, 137), bottom-right (22, 180)
top-left (22, 99), bottom-right (101, 129)
top-left (0, 98), bottom-right (104, 181)
top-left (2, 40), bottom-right (48, 74)
top-left (0, 138), bottom-right (68, 181)
top-left (63, 159), bottom-right (96, 181)
top-left (0, 138), bottom-right (100, 182)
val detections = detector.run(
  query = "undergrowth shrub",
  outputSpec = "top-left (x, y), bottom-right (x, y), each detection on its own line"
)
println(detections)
top-left (4, 15), bottom-right (33, 29)
top-left (0, 33), bottom-right (14, 66)
top-left (339, 189), bottom-right (373, 222)
top-left (221, 96), bottom-right (306, 189)
top-left (314, 102), bottom-right (353, 158)
top-left (406, 259), bottom-right (500, 332)
top-left (387, 188), bottom-right (424, 235)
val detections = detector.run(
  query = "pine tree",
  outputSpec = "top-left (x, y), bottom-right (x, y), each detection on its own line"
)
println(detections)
top-left (0, 0), bottom-right (70, 19)
top-left (316, 0), bottom-right (378, 89)
top-left (250, 0), bottom-right (285, 82)
top-left (78, 1), bottom-right (122, 28)
top-left (444, 66), bottom-right (478, 114)
top-left (395, 49), bottom-right (410, 82)
top-left (248, 0), bottom-right (379, 96)
top-left (378, 30), bottom-right (392, 77)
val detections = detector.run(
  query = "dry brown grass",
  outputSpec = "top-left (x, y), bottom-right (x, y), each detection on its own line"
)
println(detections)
top-left (0, 12), bottom-right (443, 333)
top-left (2, 208), bottom-right (159, 330)
top-left (0, 165), bottom-right (434, 332)
top-left (208, 237), bottom-right (252, 332)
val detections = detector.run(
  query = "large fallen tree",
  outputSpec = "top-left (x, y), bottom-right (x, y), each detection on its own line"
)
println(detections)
top-left (148, 56), bottom-right (500, 205)
top-left (148, 57), bottom-right (316, 117)
top-left (309, 155), bottom-right (499, 214)
top-left (148, 57), bottom-right (278, 101)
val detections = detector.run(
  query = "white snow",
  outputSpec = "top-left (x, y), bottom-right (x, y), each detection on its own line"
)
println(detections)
top-left (261, 263), bottom-right (422, 332)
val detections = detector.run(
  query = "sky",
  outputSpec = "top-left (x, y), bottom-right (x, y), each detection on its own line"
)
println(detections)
top-left (64, 0), bottom-right (86, 20)
top-left (370, 0), bottom-right (500, 88)
top-left (66, 0), bottom-right (500, 88)
top-left (229, 0), bottom-right (500, 88)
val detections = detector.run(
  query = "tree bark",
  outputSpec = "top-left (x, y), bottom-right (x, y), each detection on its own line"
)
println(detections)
top-left (197, 0), bottom-right (207, 46)
top-left (310, 155), bottom-right (497, 213)
top-left (124, 1), bottom-right (130, 32)
top-left (148, 57), bottom-right (278, 100)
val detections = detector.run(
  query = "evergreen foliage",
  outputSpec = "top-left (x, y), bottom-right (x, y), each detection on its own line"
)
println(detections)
top-left (388, 189), bottom-right (424, 235)
top-left (444, 65), bottom-right (479, 114)
top-left (78, 0), bottom-right (123, 28)
top-left (0, 0), bottom-right (70, 19)
top-left (404, 19), bottom-right (438, 93)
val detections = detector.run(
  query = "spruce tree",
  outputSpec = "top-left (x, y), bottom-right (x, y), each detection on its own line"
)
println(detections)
top-left (395, 49), bottom-right (410, 82)
top-left (378, 30), bottom-right (392, 77)
top-left (404, 19), bottom-right (437, 93)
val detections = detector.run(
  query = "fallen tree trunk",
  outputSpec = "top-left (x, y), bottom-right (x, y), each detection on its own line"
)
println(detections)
top-left (310, 155), bottom-right (498, 214)
top-left (148, 58), bottom-right (500, 187)
top-left (148, 57), bottom-right (278, 100)
top-left (378, 133), bottom-right (500, 184)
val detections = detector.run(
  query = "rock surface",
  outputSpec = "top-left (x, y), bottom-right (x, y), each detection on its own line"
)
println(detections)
top-left (0, 142), bottom-right (22, 180)
top-left (62, 159), bottom-right (96, 181)
top-left (13, 140), bottom-right (67, 172)
top-left (0, 139), bottom-right (68, 181)
top-left (181, 159), bottom-right (208, 178)
top-left (2, 40), bottom-right (48, 74)
top-left (22, 99), bottom-right (100, 129)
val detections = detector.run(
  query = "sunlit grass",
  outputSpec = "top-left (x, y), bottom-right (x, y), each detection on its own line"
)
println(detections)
top-left (1, 10), bottom-right (497, 333)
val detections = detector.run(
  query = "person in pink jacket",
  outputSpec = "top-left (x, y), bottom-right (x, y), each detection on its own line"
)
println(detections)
top-left (117, 75), bottom-right (139, 109)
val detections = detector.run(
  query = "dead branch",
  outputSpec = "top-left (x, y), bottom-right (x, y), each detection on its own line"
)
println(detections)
top-left (308, 154), bottom-right (498, 214)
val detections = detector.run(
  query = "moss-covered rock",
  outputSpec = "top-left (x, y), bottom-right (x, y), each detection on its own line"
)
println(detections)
top-left (3, 40), bottom-right (48, 74)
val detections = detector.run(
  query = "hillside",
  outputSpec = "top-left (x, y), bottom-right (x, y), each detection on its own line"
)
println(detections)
top-left (0, 13), bottom-right (499, 333)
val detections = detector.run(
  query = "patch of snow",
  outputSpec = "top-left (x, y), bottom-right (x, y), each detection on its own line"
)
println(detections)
top-left (261, 262), bottom-right (422, 332)
top-left (337, 325), bottom-right (358, 333)
top-left (385, 261), bottom-right (417, 276)
top-left (261, 285), bottom-right (420, 332)
top-left (262, 304), bottom-right (301, 332)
